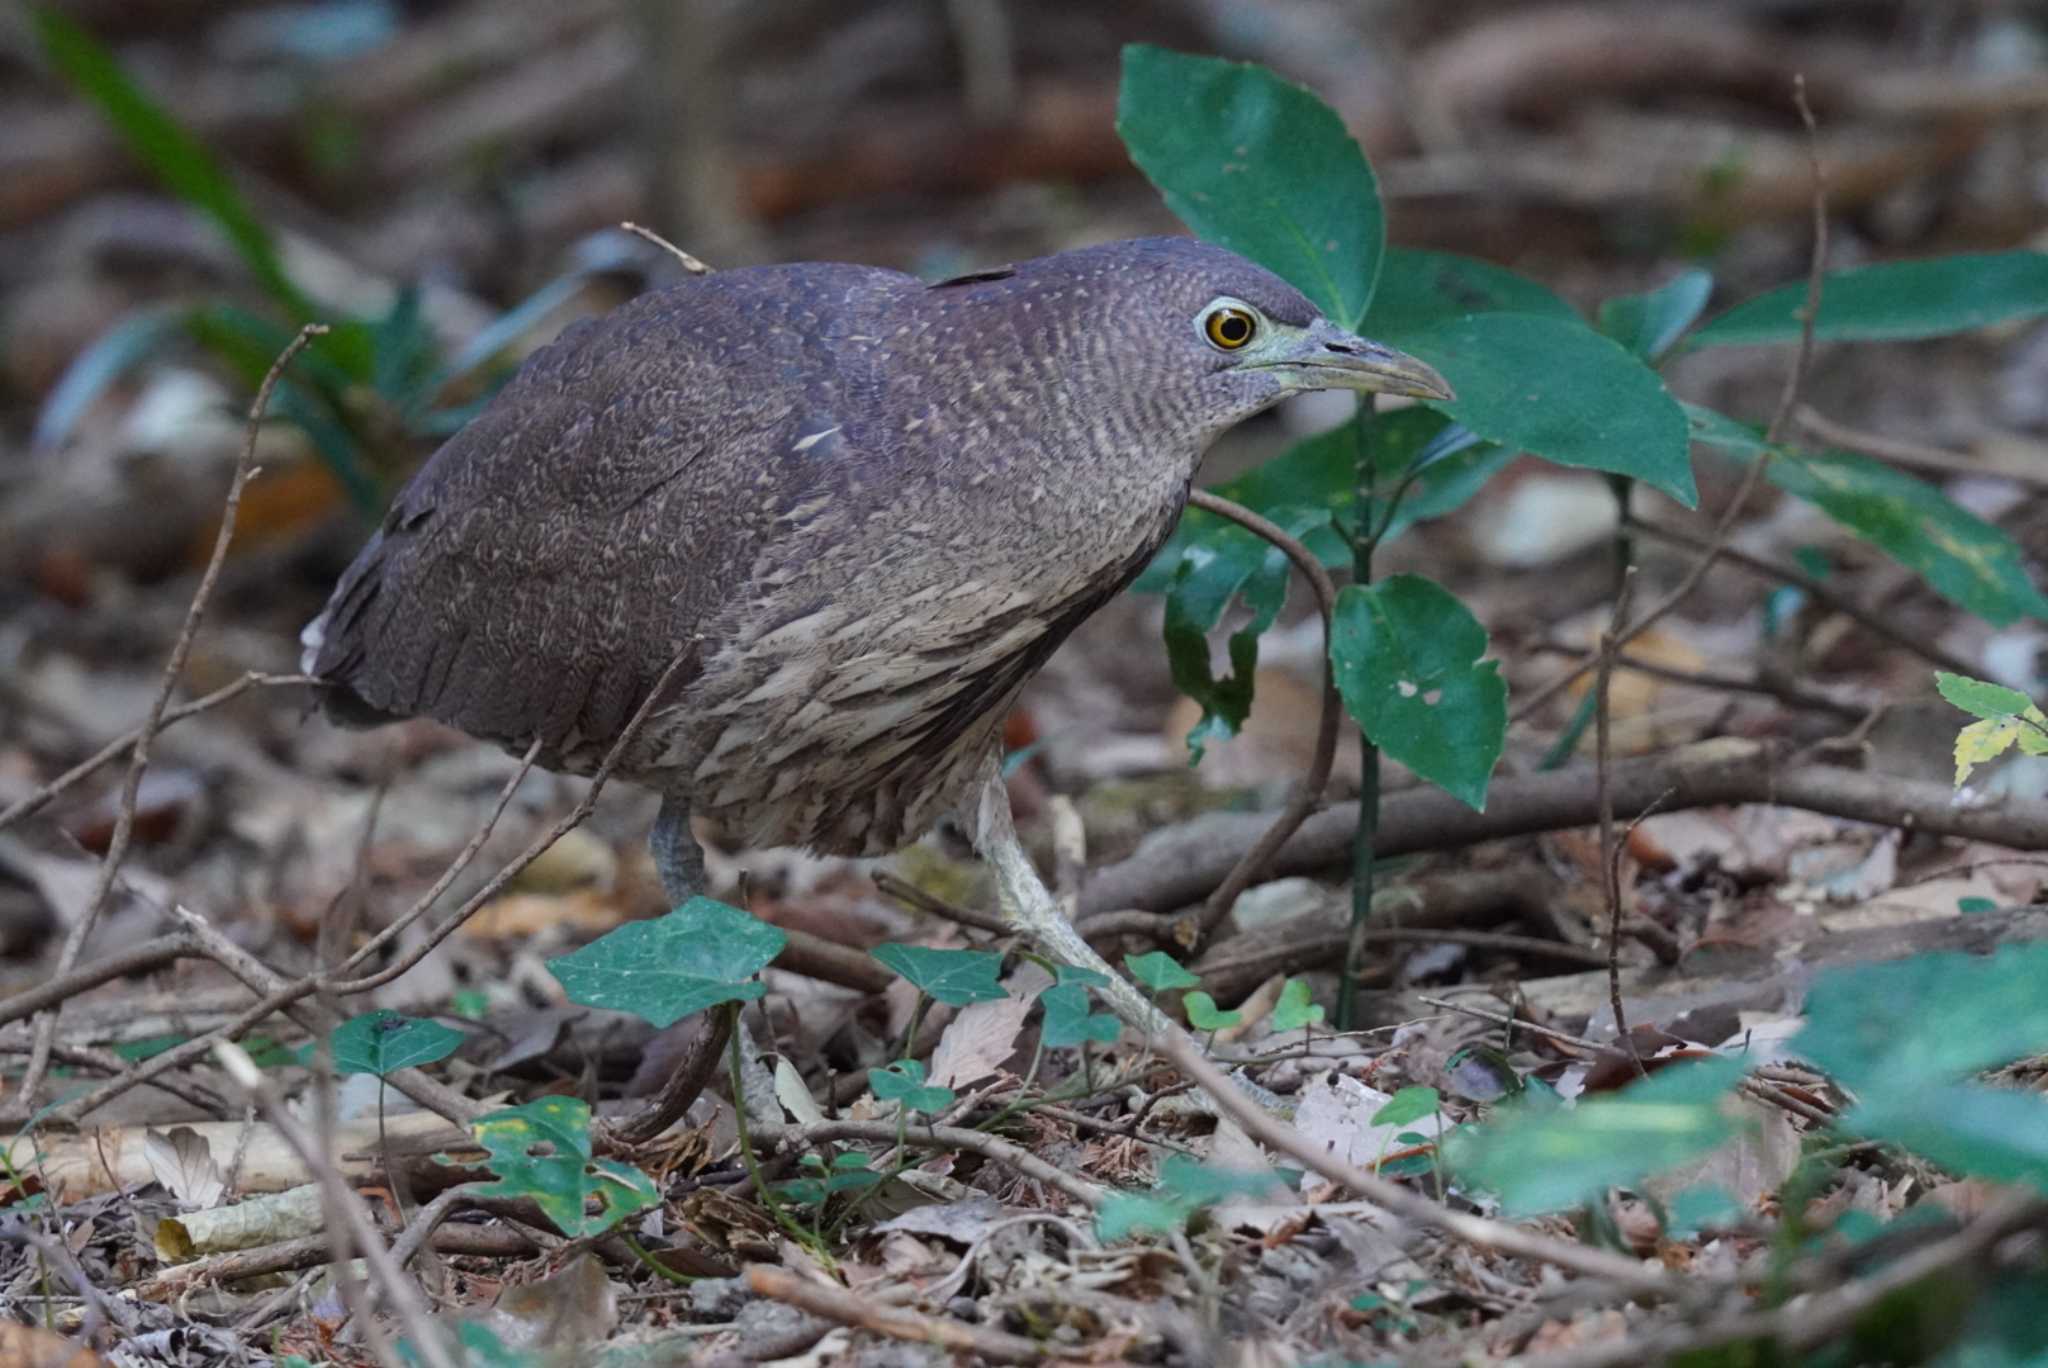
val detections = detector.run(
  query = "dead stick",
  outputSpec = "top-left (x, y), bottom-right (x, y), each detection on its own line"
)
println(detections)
top-left (746, 1264), bottom-right (1046, 1363)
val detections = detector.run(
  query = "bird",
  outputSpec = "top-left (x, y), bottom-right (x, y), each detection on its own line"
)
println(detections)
top-left (301, 236), bottom-right (1452, 1028)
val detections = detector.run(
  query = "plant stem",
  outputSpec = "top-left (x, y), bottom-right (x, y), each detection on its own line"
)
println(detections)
top-left (1340, 401), bottom-right (1382, 1031)
top-left (727, 1003), bottom-right (808, 1247)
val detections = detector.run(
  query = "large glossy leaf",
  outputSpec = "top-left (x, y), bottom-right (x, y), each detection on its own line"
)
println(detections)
top-left (1692, 251), bottom-right (2048, 346)
top-left (546, 896), bottom-right (786, 1028)
top-left (1117, 45), bottom-right (1383, 327)
top-left (1329, 575), bottom-right (1506, 810)
top-left (33, 9), bottom-right (316, 324)
top-left (1792, 941), bottom-right (2048, 1097)
top-left (1362, 248), bottom-right (1576, 340)
top-left (1395, 314), bottom-right (1697, 506)
top-left (1690, 408), bottom-right (2048, 625)
top-left (1599, 268), bottom-right (1714, 362)
top-left (1850, 1086), bottom-right (2048, 1194)
top-left (1447, 1056), bottom-right (1746, 1216)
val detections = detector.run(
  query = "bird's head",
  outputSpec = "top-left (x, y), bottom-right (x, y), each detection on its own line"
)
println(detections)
top-left (949, 237), bottom-right (1452, 447)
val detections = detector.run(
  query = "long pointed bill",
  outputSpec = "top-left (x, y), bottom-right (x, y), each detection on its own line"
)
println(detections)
top-left (1270, 321), bottom-right (1456, 402)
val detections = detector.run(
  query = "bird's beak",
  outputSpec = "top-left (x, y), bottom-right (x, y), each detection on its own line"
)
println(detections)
top-left (1261, 320), bottom-right (1456, 402)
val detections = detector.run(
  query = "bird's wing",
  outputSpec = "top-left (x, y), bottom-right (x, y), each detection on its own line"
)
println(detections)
top-left (306, 267), bottom-right (895, 764)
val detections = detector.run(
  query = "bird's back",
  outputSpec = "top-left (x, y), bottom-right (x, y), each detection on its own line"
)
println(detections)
top-left (304, 262), bottom-right (921, 772)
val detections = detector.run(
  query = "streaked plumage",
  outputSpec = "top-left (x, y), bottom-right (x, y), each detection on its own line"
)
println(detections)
top-left (304, 236), bottom-right (1449, 874)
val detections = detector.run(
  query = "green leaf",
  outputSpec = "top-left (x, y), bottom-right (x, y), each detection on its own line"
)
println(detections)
top-left (1792, 942), bottom-right (2048, 1098)
top-left (1096, 1192), bottom-right (1193, 1241)
top-left (32, 306), bottom-right (191, 452)
top-left (1039, 981), bottom-right (1120, 1048)
top-left (1953, 711), bottom-right (2048, 787)
top-left (546, 896), bottom-right (785, 1029)
top-left (1598, 268), bottom-right (1714, 362)
top-left (1123, 951), bottom-right (1201, 992)
top-left (1268, 979), bottom-right (1326, 1032)
top-left (867, 1060), bottom-right (956, 1115)
top-left (468, 1096), bottom-right (658, 1237)
top-left (1155, 1153), bottom-right (1290, 1206)
top-left (1158, 509), bottom-right (1300, 761)
top-left (1447, 1056), bottom-right (1746, 1216)
top-left (1935, 672), bottom-right (2035, 720)
top-left (1850, 1085), bottom-right (2048, 1193)
top-left (1330, 575), bottom-right (1506, 810)
top-left (1370, 1086), bottom-right (1440, 1129)
top-left (1958, 897), bottom-right (1999, 915)
top-left (1691, 408), bottom-right (2048, 626)
top-left (329, 1010), bottom-right (464, 1079)
top-left (1117, 45), bottom-right (1383, 327)
top-left (1183, 990), bottom-right (1242, 1032)
top-left (1362, 247), bottom-right (1576, 339)
top-left (32, 9), bottom-right (317, 324)
top-left (1665, 1183), bottom-right (1741, 1237)
top-left (870, 944), bottom-right (1007, 1006)
top-left (1692, 251), bottom-right (2048, 346)
top-left (1394, 314), bottom-right (1697, 506)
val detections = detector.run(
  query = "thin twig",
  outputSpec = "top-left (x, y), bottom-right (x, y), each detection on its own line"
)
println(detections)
top-left (1796, 406), bottom-right (2048, 492)
top-left (215, 1041), bottom-right (458, 1368)
top-left (1594, 568), bottom-right (1643, 1077)
top-left (19, 325), bottom-right (327, 1109)
top-left (1182, 489), bottom-right (1343, 947)
top-left (1523, 641), bottom-right (1864, 719)
top-left (873, 871), bottom-right (1007, 935)
top-left (746, 1264), bottom-right (1046, 1363)
top-left (1147, 1027), bottom-right (1680, 1299)
top-left (1512, 78), bottom-right (1830, 730)
top-left (755, 1118), bottom-right (1106, 1210)
top-left (0, 672), bottom-right (316, 836)
top-left (619, 222), bottom-right (713, 275)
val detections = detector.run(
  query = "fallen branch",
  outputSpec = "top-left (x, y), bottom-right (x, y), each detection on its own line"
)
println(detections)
top-left (746, 1263), bottom-right (1047, 1363)
top-left (1080, 738), bottom-right (2048, 917)
top-left (755, 1118), bottom-right (1106, 1211)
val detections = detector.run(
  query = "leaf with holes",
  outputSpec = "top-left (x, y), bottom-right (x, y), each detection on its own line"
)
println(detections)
top-left (546, 896), bottom-right (785, 1029)
top-left (1692, 252), bottom-right (2048, 346)
top-left (329, 1010), bottom-right (464, 1079)
top-left (1124, 951), bottom-right (1201, 993)
top-left (1599, 268), bottom-right (1714, 362)
top-left (1393, 314), bottom-right (1696, 506)
top-left (1156, 507), bottom-right (1306, 762)
top-left (1691, 408), bottom-right (2048, 626)
top-left (1330, 575), bottom-right (1506, 811)
top-left (870, 944), bottom-right (1007, 1006)
top-left (867, 1060), bottom-right (955, 1116)
top-left (468, 1096), bottom-right (657, 1238)
top-left (1118, 45), bottom-right (1383, 326)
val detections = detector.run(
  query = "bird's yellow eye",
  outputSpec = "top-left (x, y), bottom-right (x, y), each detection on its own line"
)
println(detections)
top-left (1203, 307), bottom-right (1257, 351)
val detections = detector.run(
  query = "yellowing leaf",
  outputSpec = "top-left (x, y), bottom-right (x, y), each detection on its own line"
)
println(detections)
top-left (1955, 716), bottom-right (2026, 786)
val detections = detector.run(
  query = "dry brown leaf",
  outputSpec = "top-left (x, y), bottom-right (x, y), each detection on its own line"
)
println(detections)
top-left (928, 990), bottom-right (1031, 1091)
top-left (462, 890), bottom-right (626, 940)
top-left (0, 1323), bottom-right (104, 1368)
top-left (142, 1126), bottom-right (223, 1211)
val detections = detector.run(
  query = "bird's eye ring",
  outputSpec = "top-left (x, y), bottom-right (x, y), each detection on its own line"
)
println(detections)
top-left (1203, 307), bottom-right (1257, 351)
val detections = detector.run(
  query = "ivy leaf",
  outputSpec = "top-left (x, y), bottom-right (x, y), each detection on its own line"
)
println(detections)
top-left (1096, 1154), bottom-right (1291, 1240)
top-left (1361, 247), bottom-right (1576, 339)
top-left (1040, 982), bottom-right (1120, 1048)
top-left (329, 1010), bottom-right (464, 1079)
top-left (1268, 979), bottom-right (1325, 1032)
top-left (1123, 951), bottom-right (1201, 993)
top-left (1117, 45), bottom-right (1383, 327)
top-left (1393, 314), bottom-right (1697, 507)
top-left (1184, 991), bottom-right (1242, 1032)
top-left (1692, 251), bottom-right (2048, 346)
top-left (867, 1060), bottom-right (956, 1115)
top-left (468, 1096), bottom-right (658, 1238)
top-left (1691, 408), bottom-right (2048, 626)
top-left (1330, 575), bottom-right (1507, 811)
top-left (546, 897), bottom-right (785, 1029)
top-left (1598, 268), bottom-right (1715, 362)
top-left (1370, 1086), bottom-right (1441, 1129)
top-left (870, 944), bottom-right (1007, 1006)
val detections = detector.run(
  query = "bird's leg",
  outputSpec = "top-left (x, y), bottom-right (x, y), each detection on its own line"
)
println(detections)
top-left (961, 760), bottom-right (1179, 1041)
top-left (650, 793), bottom-right (708, 908)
